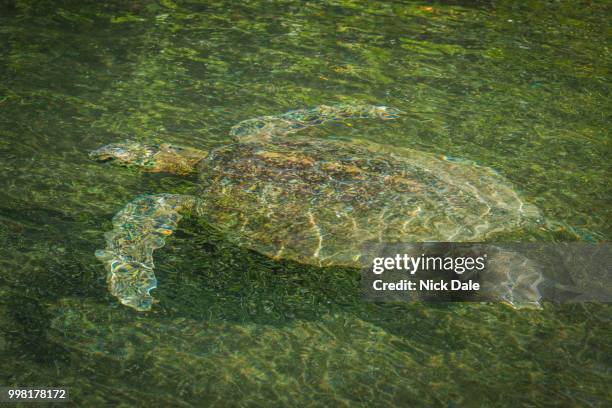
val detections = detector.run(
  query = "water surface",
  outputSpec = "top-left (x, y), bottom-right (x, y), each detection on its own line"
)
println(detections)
top-left (0, 1), bottom-right (610, 406)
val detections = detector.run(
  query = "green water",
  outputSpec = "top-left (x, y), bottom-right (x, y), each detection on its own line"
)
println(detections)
top-left (0, 0), bottom-right (610, 406)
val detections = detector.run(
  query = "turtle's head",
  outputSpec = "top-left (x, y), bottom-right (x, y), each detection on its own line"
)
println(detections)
top-left (89, 140), bottom-right (207, 175)
top-left (89, 140), bottom-right (158, 167)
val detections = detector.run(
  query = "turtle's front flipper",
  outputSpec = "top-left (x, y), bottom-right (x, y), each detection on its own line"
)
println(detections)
top-left (95, 194), bottom-right (199, 311)
top-left (230, 104), bottom-right (403, 141)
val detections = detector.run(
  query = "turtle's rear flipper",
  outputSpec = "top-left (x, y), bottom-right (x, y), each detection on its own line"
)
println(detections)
top-left (95, 194), bottom-right (198, 311)
top-left (482, 248), bottom-right (544, 309)
top-left (229, 104), bottom-right (403, 141)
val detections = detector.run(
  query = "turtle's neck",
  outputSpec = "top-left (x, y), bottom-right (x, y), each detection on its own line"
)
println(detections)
top-left (147, 143), bottom-right (208, 175)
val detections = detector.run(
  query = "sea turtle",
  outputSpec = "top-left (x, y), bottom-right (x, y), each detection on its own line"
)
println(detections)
top-left (89, 104), bottom-right (543, 311)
